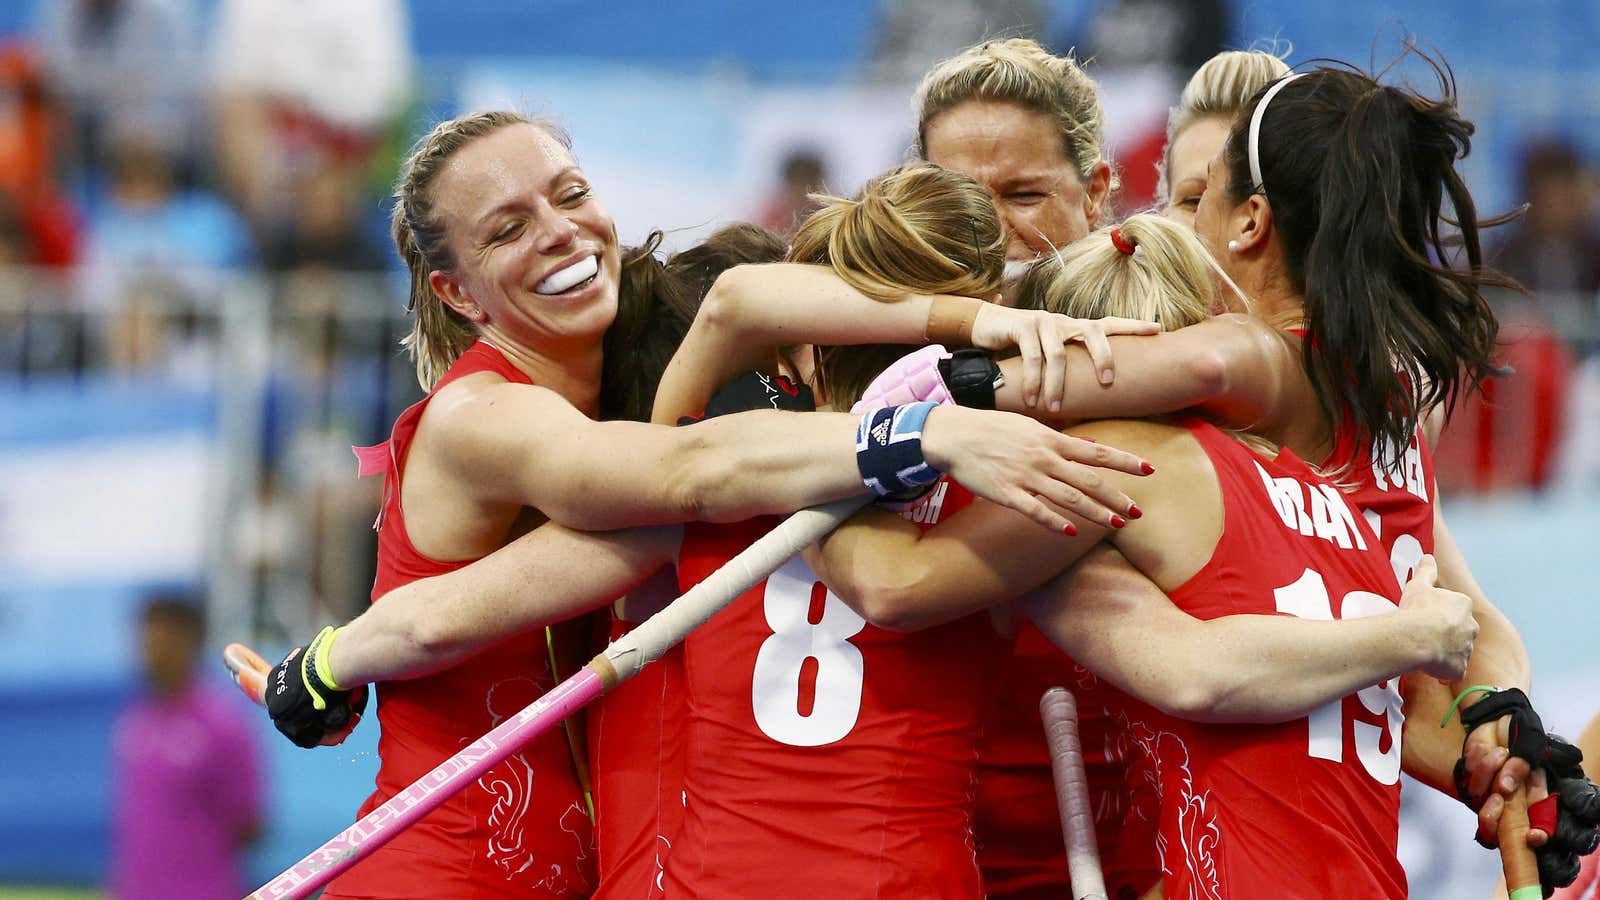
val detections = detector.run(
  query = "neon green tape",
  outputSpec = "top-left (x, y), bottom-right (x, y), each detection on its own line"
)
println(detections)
top-left (314, 625), bottom-right (347, 692)
top-left (1440, 684), bottom-right (1499, 729)
top-left (302, 625), bottom-right (337, 711)
top-left (1508, 886), bottom-right (1543, 900)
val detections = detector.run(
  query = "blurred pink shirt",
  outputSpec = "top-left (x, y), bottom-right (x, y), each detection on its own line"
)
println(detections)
top-left (108, 680), bottom-right (261, 900)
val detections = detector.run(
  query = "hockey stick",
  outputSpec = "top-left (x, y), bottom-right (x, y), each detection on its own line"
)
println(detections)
top-left (1041, 687), bottom-right (1109, 900)
top-left (225, 495), bottom-right (869, 900)
top-left (1500, 787), bottom-right (1543, 900)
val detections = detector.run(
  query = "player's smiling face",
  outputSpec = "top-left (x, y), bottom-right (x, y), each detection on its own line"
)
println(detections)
top-left (429, 123), bottom-right (622, 351)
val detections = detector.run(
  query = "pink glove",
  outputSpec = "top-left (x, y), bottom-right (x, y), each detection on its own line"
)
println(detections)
top-left (850, 344), bottom-right (955, 414)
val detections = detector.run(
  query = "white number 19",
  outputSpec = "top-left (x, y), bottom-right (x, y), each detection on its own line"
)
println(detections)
top-left (1273, 568), bottom-right (1404, 785)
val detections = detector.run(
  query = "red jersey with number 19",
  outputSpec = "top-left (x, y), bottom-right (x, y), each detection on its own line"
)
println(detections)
top-left (1108, 419), bottom-right (1407, 899)
top-left (665, 479), bottom-right (999, 899)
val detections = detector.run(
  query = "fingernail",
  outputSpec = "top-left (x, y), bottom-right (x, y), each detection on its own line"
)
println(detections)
top-left (1050, 399), bottom-right (1061, 413)
top-left (1140, 462), bottom-right (1156, 475)
top-left (1127, 503), bottom-right (1143, 519)
top-left (1026, 394), bottom-right (1037, 407)
top-left (1110, 514), bottom-right (1127, 529)
top-left (1080, 436), bottom-right (1097, 443)
top-left (1099, 369), bottom-right (1113, 385)
top-left (1063, 522), bottom-right (1078, 536)
top-left (1502, 776), bottom-right (1516, 793)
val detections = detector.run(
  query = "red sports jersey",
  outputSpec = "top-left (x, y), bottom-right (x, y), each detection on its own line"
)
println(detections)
top-left (1108, 418), bottom-right (1408, 899)
top-left (589, 616), bottom-right (684, 899)
top-left (325, 341), bottom-right (596, 900)
top-left (974, 629), bottom-right (1156, 899)
top-left (665, 479), bottom-right (1000, 899)
top-left (1329, 421), bottom-right (1439, 576)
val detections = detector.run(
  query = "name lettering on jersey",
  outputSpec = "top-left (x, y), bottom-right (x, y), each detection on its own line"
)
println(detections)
top-left (897, 480), bottom-right (949, 525)
top-left (1368, 434), bottom-right (1428, 503)
top-left (1254, 461), bottom-right (1368, 551)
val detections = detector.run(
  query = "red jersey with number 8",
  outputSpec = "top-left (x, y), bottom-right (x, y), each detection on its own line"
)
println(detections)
top-left (664, 479), bottom-right (998, 899)
top-left (1108, 419), bottom-right (1408, 899)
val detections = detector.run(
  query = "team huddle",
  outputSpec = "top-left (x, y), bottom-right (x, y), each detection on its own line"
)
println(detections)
top-left (248, 38), bottom-right (1600, 900)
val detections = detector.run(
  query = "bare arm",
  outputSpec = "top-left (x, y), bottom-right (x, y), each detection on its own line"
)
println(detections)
top-left (325, 524), bottom-right (680, 686)
top-left (432, 376), bottom-right (1149, 534)
top-left (652, 262), bottom-right (1159, 426)
top-left (430, 378), bottom-right (866, 530)
top-left (1023, 546), bottom-right (1474, 723)
top-left (1405, 503), bottom-right (1537, 830)
top-left (806, 419), bottom-right (1184, 631)
top-left (992, 314), bottom-right (1317, 441)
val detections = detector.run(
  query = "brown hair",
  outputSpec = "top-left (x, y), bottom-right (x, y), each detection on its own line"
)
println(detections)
top-left (1158, 50), bottom-right (1292, 201)
top-left (914, 38), bottom-right (1110, 186)
top-left (1222, 49), bottom-right (1510, 467)
top-left (602, 224), bottom-right (788, 421)
top-left (789, 163), bottom-right (1005, 408)
top-left (390, 110), bottom-right (568, 390)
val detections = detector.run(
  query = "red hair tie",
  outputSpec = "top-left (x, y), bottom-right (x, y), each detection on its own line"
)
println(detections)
top-left (1110, 227), bottom-right (1136, 255)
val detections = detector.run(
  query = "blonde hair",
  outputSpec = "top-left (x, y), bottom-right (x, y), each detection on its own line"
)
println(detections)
top-left (1019, 214), bottom-right (1273, 456)
top-left (1015, 213), bottom-right (1244, 330)
top-left (390, 111), bottom-right (570, 390)
top-left (914, 38), bottom-right (1109, 185)
top-left (789, 162), bottom-right (1005, 407)
top-left (1158, 50), bottom-right (1292, 200)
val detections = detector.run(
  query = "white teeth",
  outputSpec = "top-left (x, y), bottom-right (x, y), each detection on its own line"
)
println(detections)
top-left (535, 255), bottom-right (599, 295)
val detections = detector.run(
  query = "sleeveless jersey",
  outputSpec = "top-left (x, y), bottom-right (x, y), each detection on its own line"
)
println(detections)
top-left (1328, 420), bottom-right (1438, 579)
top-left (325, 341), bottom-right (596, 900)
top-left (664, 479), bottom-right (999, 899)
top-left (1293, 324), bottom-right (1438, 571)
top-left (1108, 418), bottom-right (1408, 899)
top-left (974, 629), bottom-right (1155, 899)
top-left (589, 615), bottom-right (684, 899)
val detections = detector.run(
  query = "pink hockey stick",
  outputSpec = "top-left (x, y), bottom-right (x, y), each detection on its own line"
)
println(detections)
top-left (1041, 687), bottom-right (1108, 900)
top-left (225, 495), bottom-right (868, 900)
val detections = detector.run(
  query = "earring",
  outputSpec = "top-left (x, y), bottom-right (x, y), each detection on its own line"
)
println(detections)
top-left (1227, 240), bottom-right (1240, 253)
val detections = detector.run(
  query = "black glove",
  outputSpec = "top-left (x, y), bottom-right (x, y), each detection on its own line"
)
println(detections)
top-left (267, 626), bottom-right (368, 749)
top-left (1530, 736), bottom-right (1600, 895)
top-left (937, 349), bottom-right (1003, 410)
top-left (1456, 688), bottom-right (1600, 896)
top-left (678, 371), bottom-right (816, 425)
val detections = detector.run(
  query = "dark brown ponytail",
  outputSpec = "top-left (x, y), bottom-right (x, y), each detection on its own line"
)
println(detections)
top-left (1225, 48), bottom-right (1514, 466)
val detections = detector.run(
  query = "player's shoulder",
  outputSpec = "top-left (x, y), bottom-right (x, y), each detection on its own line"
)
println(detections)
top-left (420, 374), bottom-right (571, 448)
top-left (1066, 417), bottom-right (1202, 472)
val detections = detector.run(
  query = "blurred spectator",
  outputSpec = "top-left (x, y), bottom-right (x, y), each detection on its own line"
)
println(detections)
top-left (208, 0), bottom-right (412, 250)
top-left (0, 42), bottom-right (80, 268)
top-left (31, 0), bottom-right (201, 184)
top-left (758, 149), bottom-right (830, 237)
top-left (261, 160), bottom-right (388, 273)
top-left (78, 121), bottom-right (251, 374)
top-left (1494, 139), bottom-right (1600, 340)
top-left (107, 593), bottom-right (262, 900)
top-left (1076, 0), bottom-right (1230, 73)
top-left (869, 0), bottom-right (1045, 83)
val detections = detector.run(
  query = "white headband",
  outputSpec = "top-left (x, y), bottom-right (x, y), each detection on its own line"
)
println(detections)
top-left (1248, 73), bottom-right (1306, 194)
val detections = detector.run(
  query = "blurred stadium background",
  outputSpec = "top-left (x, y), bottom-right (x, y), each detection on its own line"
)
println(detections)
top-left (0, 0), bottom-right (1595, 896)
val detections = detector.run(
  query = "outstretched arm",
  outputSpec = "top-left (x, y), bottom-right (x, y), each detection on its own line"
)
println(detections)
top-left (991, 314), bottom-right (1315, 437)
top-left (427, 378), bottom-right (1145, 533)
top-left (806, 419), bottom-right (1181, 631)
top-left (325, 523), bottom-right (682, 687)
top-left (1022, 546), bottom-right (1476, 723)
top-left (652, 262), bottom-right (1158, 425)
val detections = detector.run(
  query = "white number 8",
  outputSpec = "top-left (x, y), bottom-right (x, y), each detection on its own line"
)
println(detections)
top-left (751, 557), bottom-right (867, 747)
